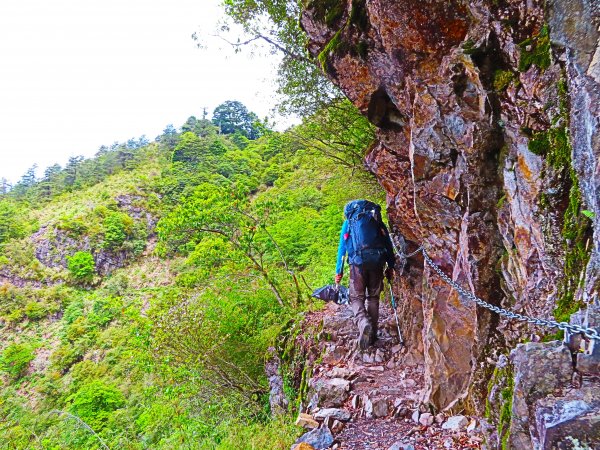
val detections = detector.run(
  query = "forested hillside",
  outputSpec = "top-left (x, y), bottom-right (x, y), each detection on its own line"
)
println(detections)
top-left (0, 99), bottom-right (381, 449)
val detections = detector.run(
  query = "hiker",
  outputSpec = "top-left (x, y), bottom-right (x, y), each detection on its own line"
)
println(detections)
top-left (335, 200), bottom-right (396, 350)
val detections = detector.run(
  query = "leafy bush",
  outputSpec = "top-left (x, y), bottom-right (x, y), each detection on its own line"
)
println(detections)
top-left (24, 301), bottom-right (47, 320)
top-left (67, 380), bottom-right (126, 430)
top-left (102, 212), bottom-right (133, 249)
top-left (56, 214), bottom-right (88, 236)
top-left (0, 343), bottom-right (36, 380)
top-left (50, 343), bottom-right (84, 374)
top-left (67, 251), bottom-right (95, 282)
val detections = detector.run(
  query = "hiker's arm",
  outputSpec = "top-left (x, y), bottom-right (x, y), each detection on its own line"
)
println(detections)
top-left (335, 220), bottom-right (348, 277)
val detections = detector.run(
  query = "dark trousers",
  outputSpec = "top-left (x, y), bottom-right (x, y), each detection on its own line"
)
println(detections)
top-left (349, 264), bottom-right (384, 336)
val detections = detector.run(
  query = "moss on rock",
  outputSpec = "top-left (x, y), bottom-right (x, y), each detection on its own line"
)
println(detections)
top-left (518, 25), bottom-right (551, 72)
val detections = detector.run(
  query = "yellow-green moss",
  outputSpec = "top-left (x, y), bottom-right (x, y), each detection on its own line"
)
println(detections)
top-left (530, 73), bottom-right (593, 331)
top-left (493, 70), bottom-right (515, 92)
top-left (485, 362), bottom-right (514, 449)
top-left (317, 28), bottom-right (345, 71)
top-left (306, 0), bottom-right (345, 26)
top-left (496, 195), bottom-right (506, 208)
top-left (519, 25), bottom-right (551, 72)
top-left (461, 39), bottom-right (478, 55)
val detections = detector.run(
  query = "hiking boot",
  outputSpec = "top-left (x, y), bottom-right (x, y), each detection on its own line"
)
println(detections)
top-left (369, 329), bottom-right (378, 346)
top-left (358, 322), bottom-right (372, 350)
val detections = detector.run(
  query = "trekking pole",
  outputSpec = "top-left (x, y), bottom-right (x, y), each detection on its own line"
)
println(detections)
top-left (388, 282), bottom-right (404, 346)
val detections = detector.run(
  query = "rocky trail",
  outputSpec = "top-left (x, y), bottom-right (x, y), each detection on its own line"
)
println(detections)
top-left (291, 301), bottom-right (484, 450)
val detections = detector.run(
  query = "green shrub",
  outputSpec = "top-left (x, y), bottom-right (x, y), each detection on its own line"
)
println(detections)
top-left (57, 214), bottom-right (88, 236)
top-left (50, 344), bottom-right (84, 374)
top-left (102, 212), bottom-right (134, 250)
top-left (0, 342), bottom-right (37, 380)
top-left (24, 301), bottom-right (47, 320)
top-left (67, 380), bottom-right (126, 430)
top-left (67, 251), bottom-right (96, 282)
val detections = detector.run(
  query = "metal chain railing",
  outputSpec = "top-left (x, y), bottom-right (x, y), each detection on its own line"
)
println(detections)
top-left (393, 242), bottom-right (600, 341)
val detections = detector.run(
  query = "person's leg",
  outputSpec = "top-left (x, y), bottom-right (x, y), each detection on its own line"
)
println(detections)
top-left (349, 265), bottom-right (372, 350)
top-left (365, 265), bottom-right (384, 344)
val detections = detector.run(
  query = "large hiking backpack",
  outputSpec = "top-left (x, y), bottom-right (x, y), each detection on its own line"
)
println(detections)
top-left (344, 200), bottom-right (389, 268)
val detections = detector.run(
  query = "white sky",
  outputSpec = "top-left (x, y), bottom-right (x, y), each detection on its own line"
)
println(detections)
top-left (0, 0), bottom-right (288, 183)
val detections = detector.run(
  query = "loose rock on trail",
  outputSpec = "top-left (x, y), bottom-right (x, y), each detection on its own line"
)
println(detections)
top-left (292, 301), bottom-right (484, 450)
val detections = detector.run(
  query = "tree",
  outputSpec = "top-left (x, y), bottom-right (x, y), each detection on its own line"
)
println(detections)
top-left (156, 183), bottom-right (302, 306)
top-left (0, 178), bottom-right (11, 195)
top-left (64, 156), bottom-right (84, 189)
top-left (290, 98), bottom-right (375, 169)
top-left (214, 0), bottom-right (341, 116)
top-left (158, 124), bottom-right (179, 148)
top-left (171, 132), bottom-right (205, 166)
top-left (40, 164), bottom-right (64, 199)
top-left (212, 101), bottom-right (261, 139)
top-left (0, 201), bottom-right (25, 244)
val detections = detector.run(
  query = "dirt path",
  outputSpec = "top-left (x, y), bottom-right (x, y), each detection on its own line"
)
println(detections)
top-left (298, 301), bottom-right (483, 450)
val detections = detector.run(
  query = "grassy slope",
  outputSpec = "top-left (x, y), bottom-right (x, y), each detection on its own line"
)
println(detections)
top-left (0, 128), bottom-right (382, 449)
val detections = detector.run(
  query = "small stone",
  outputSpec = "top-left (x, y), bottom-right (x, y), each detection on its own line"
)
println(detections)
top-left (434, 413), bottom-right (445, 424)
top-left (367, 365), bottom-right (385, 372)
top-left (331, 419), bottom-right (345, 433)
top-left (375, 349), bottom-right (385, 362)
top-left (308, 378), bottom-right (351, 408)
top-left (467, 419), bottom-right (477, 433)
top-left (442, 415), bottom-right (469, 431)
top-left (411, 409), bottom-right (420, 423)
top-left (294, 426), bottom-right (334, 449)
top-left (393, 398), bottom-right (403, 408)
top-left (291, 444), bottom-right (316, 450)
top-left (364, 396), bottom-right (373, 417)
top-left (314, 408), bottom-right (352, 422)
top-left (400, 378), bottom-right (417, 388)
top-left (363, 353), bottom-right (375, 363)
top-left (391, 345), bottom-right (403, 354)
top-left (295, 413), bottom-right (319, 429)
top-left (371, 398), bottom-right (389, 418)
top-left (388, 441), bottom-right (415, 450)
top-left (394, 406), bottom-right (410, 418)
top-left (329, 367), bottom-right (355, 379)
top-left (443, 438), bottom-right (453, 449)
top-left (351, 394), bottom-right (361, 409)
top-left (418, 412), bottom-right (434, 427)
top-left (386, 360), bottom-right (396, 369)
top-left (292, 441), bottom-right (317, 450)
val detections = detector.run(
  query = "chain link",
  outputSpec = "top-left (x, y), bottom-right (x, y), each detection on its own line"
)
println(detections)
top-left (393, 242), bottom-right (600, 341)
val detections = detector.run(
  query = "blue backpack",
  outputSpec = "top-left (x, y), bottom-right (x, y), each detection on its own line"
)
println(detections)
top-left (344, 200), bottom-right (389, 268)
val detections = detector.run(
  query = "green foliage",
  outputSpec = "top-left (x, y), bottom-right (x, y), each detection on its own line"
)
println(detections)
top-left (212, 100), bottom-right (263, 139)
top-left (221, 0), bottom-right (340, 116)
top-left (67, 251), bottom-right (96, 282)
top-left (493, 70), bottom-right (515, 92)
top-left (0, 98), bottom-right (385, 448)
top-left (24, 301), bottom-right (47, 320)
top-left (0, 342), bottom-right (37, 380)
top-left (582, 210), bottom-right (595, 219)
top-left (103, 212), bottom-right (133, 249)
top-left (67, 380), bottom-right (126, 430)
top-left (0, 200), bottom-right (27, 245)
top-left (519, 25), bottom-right (551, 72)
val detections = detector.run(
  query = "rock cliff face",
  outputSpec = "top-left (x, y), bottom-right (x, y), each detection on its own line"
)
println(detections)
top-left (301, 0), bottom-right (600, 443)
